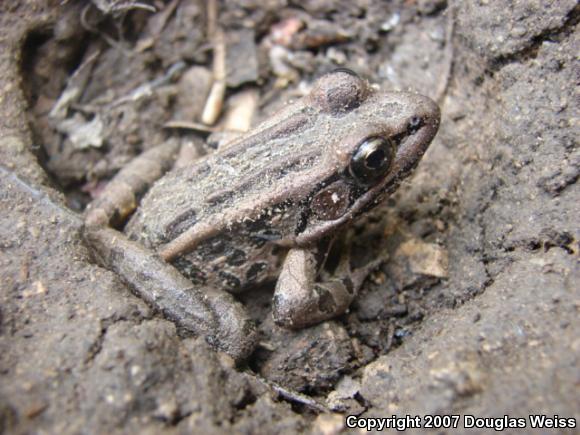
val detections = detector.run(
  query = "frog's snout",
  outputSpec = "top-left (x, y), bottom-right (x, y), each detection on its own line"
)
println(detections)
top-left (397, 93), bottom-right (440, 140)
top-left (388, 93), bottom-right (440, 176)
top-left (374, 91), bottom-right (440, 147)
top-left (417, 95), bottom-right (441, 136)
top-left (407, 94), bottom-right (440, 139)
top-left (414, 97), bottom-right (440, 148)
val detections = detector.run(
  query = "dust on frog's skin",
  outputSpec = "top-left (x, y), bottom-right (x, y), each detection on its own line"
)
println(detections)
top-left (85, 70), bottom-right (440, 362)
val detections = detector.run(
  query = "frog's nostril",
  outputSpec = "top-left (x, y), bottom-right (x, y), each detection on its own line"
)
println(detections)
top-left (408, 116), bottom-right (423, 133)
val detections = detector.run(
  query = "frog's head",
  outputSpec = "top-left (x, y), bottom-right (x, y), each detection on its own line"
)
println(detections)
top-left (295, 70), bottom-right (440, 245)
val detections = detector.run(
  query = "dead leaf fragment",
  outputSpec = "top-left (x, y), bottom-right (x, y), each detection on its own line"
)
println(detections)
top-left (396, 239), bottom-right (449, 278)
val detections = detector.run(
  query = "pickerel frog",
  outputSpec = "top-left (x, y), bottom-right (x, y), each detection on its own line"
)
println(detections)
top-left (85, 70), bottom-right (440, 363)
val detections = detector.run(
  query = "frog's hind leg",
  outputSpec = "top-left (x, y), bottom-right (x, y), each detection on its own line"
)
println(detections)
top-left (83, 142), bottom-right (258, 362)
top-left (85, 226), bottom-right (257, 363)
top-left (85, 141), bottom-right (180, 228)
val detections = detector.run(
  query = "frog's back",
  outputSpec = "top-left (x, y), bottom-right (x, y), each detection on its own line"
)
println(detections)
top-left (123, 98), bottom-right (328, 291)
top-left (124, 105), bottom-right (322, 250)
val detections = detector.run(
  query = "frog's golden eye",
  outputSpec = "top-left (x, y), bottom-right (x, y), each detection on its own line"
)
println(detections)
top-left (349, 137), bottom-right (396, 184)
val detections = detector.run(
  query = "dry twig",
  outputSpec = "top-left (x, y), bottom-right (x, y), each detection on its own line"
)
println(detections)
top-left (201, 0), bottom-right (227, 125)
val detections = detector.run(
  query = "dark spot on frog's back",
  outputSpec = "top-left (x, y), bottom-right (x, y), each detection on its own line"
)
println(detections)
top-left (165, 209), bottom-right (197, 240)
top-left (226, 249), bottom-right (247, 266)
top-left (294, 207), bottom-right (310, 236)
top-left (246, 262), bottom-right (268, 283)
top-left (244, 213), bottom-right (283, 247)
top-left (198, 235), bottom-right (229, 258)
top-left (218, 271), bottom-right (242, 291)
top-left (250, 229), bottom-right (282, 247)
top-left (173, 257), bottom-right (207, 285)
top-left (343, 277), bottom-right (354, 294)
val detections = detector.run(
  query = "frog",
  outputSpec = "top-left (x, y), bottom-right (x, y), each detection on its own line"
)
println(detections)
top-left (84, 70), bottom-right (440, 363)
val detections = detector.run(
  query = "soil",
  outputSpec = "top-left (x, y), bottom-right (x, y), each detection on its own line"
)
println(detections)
top-left (0, 1), bottom-right (578, 434)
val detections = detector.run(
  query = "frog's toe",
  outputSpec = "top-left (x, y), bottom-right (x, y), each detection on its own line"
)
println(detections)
top-left (272, 279), bottom-right (354, 329)
top-left (203, 288), bottom-right (258, 363)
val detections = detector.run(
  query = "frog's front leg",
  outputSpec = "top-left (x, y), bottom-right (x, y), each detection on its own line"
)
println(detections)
top-left (272, 239), bottom-right (375, 329)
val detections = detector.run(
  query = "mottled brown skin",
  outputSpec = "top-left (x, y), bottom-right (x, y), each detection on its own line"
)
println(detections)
top-left (85, 71), bottom-right (440, 361)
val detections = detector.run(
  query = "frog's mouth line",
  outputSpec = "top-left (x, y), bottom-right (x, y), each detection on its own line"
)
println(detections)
top-left (386, 118), bottom-right (439, 189)
top-left (294, 115), bottom-right (440, 247)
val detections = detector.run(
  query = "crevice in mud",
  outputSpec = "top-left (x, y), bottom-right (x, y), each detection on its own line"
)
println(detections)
top-left (477, 183), bottom-right (498, 296)
top-left (488, 3), bottom-right (580, 73)
top-left (83, 323), bottom-right (108, 365)
top-left (20, 22), bottom-right (95, 210)
top-left (159, 409), bottom-right (192, 427)
top-left (500, 231), bottom-right (578, 256)
top-left (82, 314), bottom-right (152, 366)
top-left (21, 30), bottom-right (52, 104)
top-left (20, 28), bottom-right (54, 168)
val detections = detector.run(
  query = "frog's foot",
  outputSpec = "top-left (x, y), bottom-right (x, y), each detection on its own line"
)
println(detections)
top-left (272, 247), bottom-right (357, 329)
top-left (85, 227), bottom-right (257, 363)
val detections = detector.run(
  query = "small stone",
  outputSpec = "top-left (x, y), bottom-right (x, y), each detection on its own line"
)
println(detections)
top-left (360, 357), bottom-right (395, 406)
top-left (312, 413), bottom-right (344, 435)
top-left (396, 239), bottom-right (449, 278)
top-left (153, 398), bottom-right (180, 423)
top-left (510, 26), bottom-right (527, 38)
top-left (380, 13), bottom-right (400, 32)
top-left (269, 17), bottom-right (304, 47)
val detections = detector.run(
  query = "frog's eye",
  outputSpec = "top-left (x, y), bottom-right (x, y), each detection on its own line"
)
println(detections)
top-left (349, 137), bottom-right (396, 184)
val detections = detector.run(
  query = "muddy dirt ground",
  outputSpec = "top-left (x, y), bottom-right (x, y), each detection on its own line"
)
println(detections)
top-left (0, 1), bottom-right (578, 434)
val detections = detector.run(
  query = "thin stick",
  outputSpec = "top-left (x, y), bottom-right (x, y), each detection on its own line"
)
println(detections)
top-left (163, 120), bottom-right (218, 133)
top-left (201, 0), bottom-right (227, 125)
top-left (245, 372), bottom-right (330, 413)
